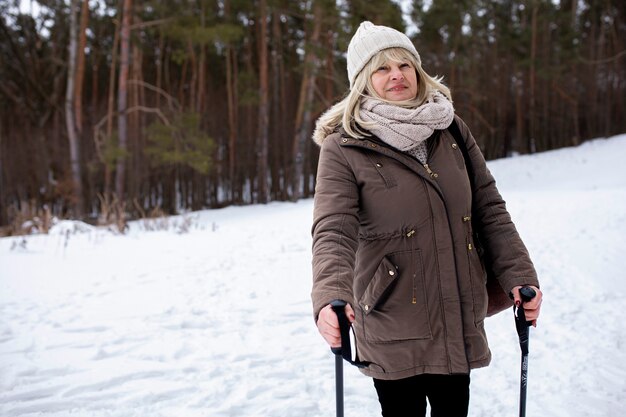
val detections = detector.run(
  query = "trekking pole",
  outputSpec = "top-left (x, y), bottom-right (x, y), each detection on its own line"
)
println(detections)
top-left (514, 286), bottom-right (537, 417)
top-left (330, 300), bottom-right (348, 417)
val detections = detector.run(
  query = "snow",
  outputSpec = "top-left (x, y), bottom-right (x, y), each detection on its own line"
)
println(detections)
top-left (2, 134), bottom-right (626, 417)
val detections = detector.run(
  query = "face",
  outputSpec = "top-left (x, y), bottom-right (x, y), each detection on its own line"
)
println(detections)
top-left (370, 60), bottom-right (419, 102)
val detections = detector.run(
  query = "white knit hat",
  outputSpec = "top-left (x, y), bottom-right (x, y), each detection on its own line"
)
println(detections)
top-left (347, 21), bottom-right (421, 88)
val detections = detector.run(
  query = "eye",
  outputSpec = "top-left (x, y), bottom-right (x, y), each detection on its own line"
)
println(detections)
top-left (400, 63), bottom-right (411, 69)
top-left (376, 65), bottom-right (389, 72)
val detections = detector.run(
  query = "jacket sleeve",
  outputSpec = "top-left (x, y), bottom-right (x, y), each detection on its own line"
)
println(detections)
top-left (456, 117), bottom-right (540, 294)
top-left (311, 134), bottom-right (360, 320)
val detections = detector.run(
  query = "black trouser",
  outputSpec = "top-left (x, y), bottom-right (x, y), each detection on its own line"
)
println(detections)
top-left (373, 374), bottom-right (470, 417)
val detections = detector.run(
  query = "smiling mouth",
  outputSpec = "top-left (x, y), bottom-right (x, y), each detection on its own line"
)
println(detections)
top-left (387, 86), bottom-right (407, 92)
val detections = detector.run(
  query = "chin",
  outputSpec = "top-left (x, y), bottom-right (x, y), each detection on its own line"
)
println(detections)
top-left (387, 94), bottom-right (412, 102)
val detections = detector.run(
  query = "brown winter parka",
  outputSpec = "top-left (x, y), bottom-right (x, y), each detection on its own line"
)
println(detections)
top-left (311, 115), bottom-right (539, 380)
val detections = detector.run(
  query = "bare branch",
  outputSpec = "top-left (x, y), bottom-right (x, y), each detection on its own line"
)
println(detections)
top-left (578, 50), bottom-right (626, 65)
top-left (127, 79), bottom-right (182, 112)
top-left (130, 18), bottom-right (173, 31)
top-left (93, 105), bottom-right (173, 163)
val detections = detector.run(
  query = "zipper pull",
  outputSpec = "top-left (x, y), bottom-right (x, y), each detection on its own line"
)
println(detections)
top-left (423, 163), bottom-right (439, 179)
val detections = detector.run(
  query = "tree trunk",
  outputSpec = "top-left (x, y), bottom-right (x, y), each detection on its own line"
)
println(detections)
top-left (226, 45), bottom-right (237, 203)
top-left (224, 0), bottom-right (239, 203)
top-left (270, 11), bottom-right (283, 200)
top-left (325, 27), bottom-right (335, 104)
top-left (104, 17), bottom-right (120, 200)
top-left (243, 30), bottom-right (255, 204)
top-left (65, 0), bottom-right (84, 218)
top-left (156, 30), bottom-right (164, 109)
top-left (292, 1), bottom-right (322, 200)
top-left (188, 39), bottom-right (197, 111)
top-left (256, 0), bottom-right (270, 204)
top-left (273, 11), bottom-right (290, 201)
top-left (515, 70), bottom-right (524, 155)
top-left (226, 44), bottom-right (239, 203)
top-left (0, 123), bottom-right (5, 226)
top-left (528, 0), bottom-right (538, 153)
top-left (197, 2), bottom-right (207, 115)
top-left (74, 0), bottom-right (89, 133)
top-left (130, 43), bottom-right (143, 202)
top-left (115, 0), bottom-right (132, 201)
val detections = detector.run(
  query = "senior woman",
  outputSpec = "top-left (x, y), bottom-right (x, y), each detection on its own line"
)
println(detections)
top-left (311, 21), bottom-right (543, 416)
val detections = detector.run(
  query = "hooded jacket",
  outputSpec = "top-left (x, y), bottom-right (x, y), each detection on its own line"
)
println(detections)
top-left (311, 115), bottom-right (539, 380)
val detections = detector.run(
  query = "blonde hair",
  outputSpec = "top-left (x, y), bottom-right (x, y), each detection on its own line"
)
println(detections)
top-left (316, 47), bottom-right (452, 140)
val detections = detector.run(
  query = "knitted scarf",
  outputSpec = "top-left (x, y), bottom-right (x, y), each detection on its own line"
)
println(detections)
top-left (359, 91), bottom-right (455, 164)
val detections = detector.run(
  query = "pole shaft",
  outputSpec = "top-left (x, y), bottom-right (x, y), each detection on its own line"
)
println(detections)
top-left (519, 354), bottom-right (529, 417)
top-left (335, 354), bottom-right (344, 417)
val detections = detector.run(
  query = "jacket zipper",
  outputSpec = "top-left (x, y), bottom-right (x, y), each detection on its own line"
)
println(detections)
top-left (423, 163), bottom-right (438, 179)
top-left (463, 215), bottom-right (480, 324)
top-left (407, 229), bottom-right (417, 304)
top-left (423, 135), bottom-right (439, 179)
top-left (463, 215), bottom-right (473, 250)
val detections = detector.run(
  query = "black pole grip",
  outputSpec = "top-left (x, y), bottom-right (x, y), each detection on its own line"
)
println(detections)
top-left (330, 300), bottom-right (347, 356)
top-left (515, 287), bottom-right (537, 355)
top-left (520, 286), bottom-right (536, 303)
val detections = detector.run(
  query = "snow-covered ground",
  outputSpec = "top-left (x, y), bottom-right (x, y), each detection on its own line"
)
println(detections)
top-left (2, 135), bottom-right (626, 417)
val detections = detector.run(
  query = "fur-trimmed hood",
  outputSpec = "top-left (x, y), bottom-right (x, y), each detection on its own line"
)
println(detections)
top-left (312, 101), bottom-right (345, 146)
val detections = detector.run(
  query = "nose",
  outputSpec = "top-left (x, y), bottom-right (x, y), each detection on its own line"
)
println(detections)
top-left (390, 66), bottom-right (404, 80)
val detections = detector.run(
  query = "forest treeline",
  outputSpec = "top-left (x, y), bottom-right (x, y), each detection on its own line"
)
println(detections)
top-left (1, 0), bottom-right (624, 233)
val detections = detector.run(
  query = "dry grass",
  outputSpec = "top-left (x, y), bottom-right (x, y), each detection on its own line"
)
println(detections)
top-left (0, 203), bottom-right (54, 237)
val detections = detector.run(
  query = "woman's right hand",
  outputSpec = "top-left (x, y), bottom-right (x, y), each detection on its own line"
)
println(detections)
top-left (317, 303), bottom-right (356, 348)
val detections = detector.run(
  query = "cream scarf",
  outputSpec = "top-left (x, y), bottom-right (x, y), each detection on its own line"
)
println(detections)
top-left (359, 91), bottom-right (455, 164)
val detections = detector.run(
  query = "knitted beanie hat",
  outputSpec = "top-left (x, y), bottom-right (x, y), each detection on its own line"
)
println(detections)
top-left (347, 21), bottom-right (421, 88)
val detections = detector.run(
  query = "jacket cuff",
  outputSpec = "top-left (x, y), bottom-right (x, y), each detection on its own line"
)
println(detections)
top-left (312, 292), bottom-right (355, 322)
top-left (500, 276), bottom-right (540, 296)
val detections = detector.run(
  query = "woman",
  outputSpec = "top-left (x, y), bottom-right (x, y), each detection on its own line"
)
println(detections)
top-left (311, 22), bottom-right (543, 416)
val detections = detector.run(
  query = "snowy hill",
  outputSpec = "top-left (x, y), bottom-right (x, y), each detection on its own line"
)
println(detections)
top-left (2, 135), bottom-right (626, 417)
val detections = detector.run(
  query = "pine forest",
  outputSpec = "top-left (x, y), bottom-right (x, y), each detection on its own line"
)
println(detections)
top-left (1, 0), bottom-right (624, 233)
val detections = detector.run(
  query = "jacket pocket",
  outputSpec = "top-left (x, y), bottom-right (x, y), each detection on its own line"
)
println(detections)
top-left (365, 154), bottom-right (397, 188)
top-left (359, 250), bottom-right (432, 343)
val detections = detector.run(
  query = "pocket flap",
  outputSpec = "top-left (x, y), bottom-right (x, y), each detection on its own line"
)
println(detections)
top-left (359, 256), bottom-right (398, 315)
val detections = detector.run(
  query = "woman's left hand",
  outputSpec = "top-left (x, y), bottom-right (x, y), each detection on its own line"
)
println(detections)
top-left (511, 285), bottom-right (542, 327)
